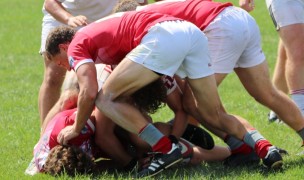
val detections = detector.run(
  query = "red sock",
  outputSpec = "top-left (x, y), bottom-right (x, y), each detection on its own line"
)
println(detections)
top-left (231, 143), bottom-right (253, 154)
top-left (152, 136), bottom-right (172, 154)
top-left (254, 140), bottom-right (272, 158)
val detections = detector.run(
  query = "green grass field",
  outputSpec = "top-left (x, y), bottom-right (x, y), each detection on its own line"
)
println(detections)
top-left (1, 0), bottom-right (304, 179)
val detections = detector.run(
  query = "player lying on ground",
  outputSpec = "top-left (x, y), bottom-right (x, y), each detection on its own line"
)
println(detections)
top-left (28, 78), bottom-right (230, 176)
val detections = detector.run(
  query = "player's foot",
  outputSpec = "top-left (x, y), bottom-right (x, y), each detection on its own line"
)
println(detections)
top-left (268, 111), bottom-right (283, 124)
top-left (182, 123), bottom-right (214, 150)
top-left (135, 143), bottom-right (182, 178)
top-left (262, 146), bottom-right (283, 169)
top-left (277, 147), bottom-right (288, 156)
top-left (223, 150), bottom-right (260, 167)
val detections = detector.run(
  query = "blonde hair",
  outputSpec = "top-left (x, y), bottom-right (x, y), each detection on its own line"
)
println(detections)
top-left (112, 0), bottom-right (139, 13)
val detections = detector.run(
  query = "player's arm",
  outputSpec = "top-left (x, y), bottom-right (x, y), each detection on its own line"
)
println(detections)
top-left (73, 63), bottom-right (98, 134)
top-left (44, 0), bottom-right (88, 27)
top-left (57, 63), bottom-right (97, 144)
top-left (165, 78), bottom-right (188, 138)
top-left (239, 0), bottom-right (255, 12)
top-left (41, 87), bottom-right (79, 135)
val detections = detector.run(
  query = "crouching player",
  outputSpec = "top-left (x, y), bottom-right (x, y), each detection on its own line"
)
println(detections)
top-left (26, 64), bottom-right (228, 176)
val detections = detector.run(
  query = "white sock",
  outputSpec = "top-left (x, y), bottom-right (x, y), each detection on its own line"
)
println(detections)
top-left (291, 94), bottom-right (304, 115)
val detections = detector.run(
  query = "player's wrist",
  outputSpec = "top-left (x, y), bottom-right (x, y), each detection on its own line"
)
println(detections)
top-left (72, 123), bottom-right (82, 134)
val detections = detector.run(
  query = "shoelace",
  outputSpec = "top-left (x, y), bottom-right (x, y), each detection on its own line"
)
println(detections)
top-left (296, 144), bottom-right (304, 155)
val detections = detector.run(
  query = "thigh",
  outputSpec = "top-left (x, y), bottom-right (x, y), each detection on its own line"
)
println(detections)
top-left (187, 75), bottom-right (223, 119)
top-left (235, 61), bottom-right (273, 99)
top-left (43, 55), bottom-right (67, 84)
top-left (279, 24), bottom-right (304, 51)
top-left (101, 58), bottom-right (160, 99)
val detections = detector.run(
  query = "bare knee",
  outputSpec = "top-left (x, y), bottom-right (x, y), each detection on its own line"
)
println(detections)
top-left (253, 88), bottom-right (282, 107)
top-left (43, 58), bottom-right (66, 88)
top-left (95, 91), bottom-right (125, 117)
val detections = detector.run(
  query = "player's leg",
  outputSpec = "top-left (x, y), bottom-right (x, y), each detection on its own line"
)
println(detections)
top-left (268, 40), bottom-right (288, 122)
top-left (187, 75), bottom-right (282, 168)
top-left (234, 1), bottom-right (304, 141)
top-left (180, 74), bottom-right (259, 163)
top-left (279, 24), bottom-right (304, 114)
top-left (191, 145), bottom-right (231, 165)
top-left (186, 76), bottom-right (247, 140)
top-left (96, 20), bottom-right (214, 177)
top-left (235, 62), bottom-right (304, 131)
top-left (268, 0), bottom-right (304, 120)
top-left (96, 59), bottom-right (160, 133)
top-left (38, 20), bottom-right (67, 124)
top-left (38, 54), bottom-right (66, 124)
top-left (272, 40), bottom-right (289, 95)
top-left (95, 59), bottom-right (182, 177)
top-left (94, 109), bottom-right (135, 169)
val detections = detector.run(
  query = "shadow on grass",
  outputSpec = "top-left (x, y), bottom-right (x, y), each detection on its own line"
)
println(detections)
top-left (89, 156), bottom-right (304, 179)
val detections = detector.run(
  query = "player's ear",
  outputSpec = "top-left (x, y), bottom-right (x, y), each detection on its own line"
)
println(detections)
top-left (59, 43), bottom-right (69, 52)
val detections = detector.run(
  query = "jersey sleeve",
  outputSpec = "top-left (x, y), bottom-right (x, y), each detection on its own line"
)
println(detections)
top-left (68, 32), bottom-right (96, 71)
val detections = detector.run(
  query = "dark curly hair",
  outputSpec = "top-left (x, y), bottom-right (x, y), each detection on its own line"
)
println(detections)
top-left (112, 0), bottom-right (139, 13)
top-left (45, 26), bottom-right (76, 58)
top-left (43, 145), bottom-right (94, 177)
top-left (131, 78), bottom-right (167, 114)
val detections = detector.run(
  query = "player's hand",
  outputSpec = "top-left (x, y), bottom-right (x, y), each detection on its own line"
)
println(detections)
top-left (57, 125), bottom-right (79, 145)
top-left (67, 15), bottom-right (88, 28)
top-left (239, 0), bottom-right (255, 12)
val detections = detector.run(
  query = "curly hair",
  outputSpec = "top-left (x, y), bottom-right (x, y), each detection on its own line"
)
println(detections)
top-left (131, 78), bottom-right (167, 114)
top-left (112, 0), bottom-right (139, 13)
top-left (43, 145), bottom-right (94, 177)
top-left (45, 26), bottom-right (76, 58)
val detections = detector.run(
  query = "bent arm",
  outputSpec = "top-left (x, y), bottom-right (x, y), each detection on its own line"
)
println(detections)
top-left (41, 87), bottom-right (79, 135)
top-left (44, 0), bottom-right (88, 27)
top-left (73, 63), bottom-right (98, 133)
top-left (239, 0), bottom-right (255, 12)
top-left (57, 63), bottom-right (98, 145)
top-left (166, 84), bottom-right (188, 138)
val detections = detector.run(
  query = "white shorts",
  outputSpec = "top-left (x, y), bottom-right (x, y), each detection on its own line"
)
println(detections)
top-left (40, 20), bottom-right (83, 54)
top-left (126, 20), bottom-right (213, 79)
top-left (40, 20), bottom-right (64, 54)
top-left (267, 0), bottom-right (304, 30)
top-left (204, 7), bottom-right (265, 73)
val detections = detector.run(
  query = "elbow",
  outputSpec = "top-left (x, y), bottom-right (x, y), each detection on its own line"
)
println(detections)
top-left (87, 90), bottom-right (98, 102)
top-left (44, 0), bottom-right (53, 12)
top-left (81, 87), bottom-right (98, 103)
